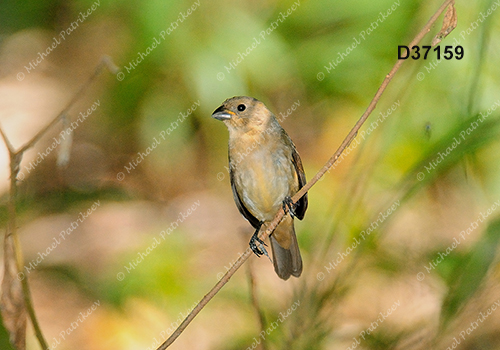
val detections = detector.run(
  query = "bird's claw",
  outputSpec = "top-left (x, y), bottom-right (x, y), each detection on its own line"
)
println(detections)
top-left (282, 196), bottom-right (296, 218)
top-left (250, 231), bottom-right (268, 257)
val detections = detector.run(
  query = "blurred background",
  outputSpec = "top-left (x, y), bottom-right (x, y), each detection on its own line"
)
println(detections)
top-left (1, 0), bottom-right (500, 349)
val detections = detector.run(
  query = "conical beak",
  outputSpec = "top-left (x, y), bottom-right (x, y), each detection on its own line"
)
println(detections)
top-left (212, 105), bottom-right (235, 121)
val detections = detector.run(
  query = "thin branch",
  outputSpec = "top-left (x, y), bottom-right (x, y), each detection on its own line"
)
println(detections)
top-left (1, 129), bottom-right (48, 350)
top-left (17, 55), bottom-right (117, 155)
top-left (20, 264), bottom-right (47, 350)
top-left (157, 0), bottom-right (455, 348)
top-left (157, 248), bottom-right (253, 350)
top-left (1, 55), bottom-right (117, 350)
top-left (0, 129), bottom-right (15, 154)
top-left (291, 0), bottom-right (455, 204)
top-left (247, 257), bottom-right (268, 350)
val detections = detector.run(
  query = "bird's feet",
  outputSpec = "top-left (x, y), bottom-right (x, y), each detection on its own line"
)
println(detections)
top-left (249, 226), bottom-right (269, 259)
top-left (282, 196), bottom-right (296, 218)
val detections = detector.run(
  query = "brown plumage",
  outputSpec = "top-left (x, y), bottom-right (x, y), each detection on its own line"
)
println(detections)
top-left (212, 96), bottom-right (308, 280)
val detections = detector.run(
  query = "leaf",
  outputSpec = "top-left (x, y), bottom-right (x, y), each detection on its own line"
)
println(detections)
top-left (404, 113), bottom-right (500, 200)
top-left (440, 216), bottom-right (500, 327)
top-left (432, 1), bottom-right (458, 46)
top-left (1, 233), bottom-right (26, 350)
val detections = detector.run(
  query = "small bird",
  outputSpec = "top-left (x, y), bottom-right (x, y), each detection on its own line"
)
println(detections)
top-left (212, 96), bottom-right (308, 280)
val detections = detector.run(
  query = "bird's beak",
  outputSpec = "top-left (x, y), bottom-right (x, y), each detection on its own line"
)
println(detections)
top-left (212, 106), bottom-right (235, 121)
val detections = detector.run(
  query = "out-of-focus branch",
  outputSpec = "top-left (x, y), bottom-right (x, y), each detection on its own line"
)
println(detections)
top-left (0, 55), bottom-right (117, 350)
top-left (247, 257), bottom-right (268, 350)
top-left (17, 56), bottom-right (118, 155)
top-left (1, 129), bottom-right (47, 350)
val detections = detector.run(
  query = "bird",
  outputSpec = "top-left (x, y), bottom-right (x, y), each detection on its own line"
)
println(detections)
top-left (212, 96), bottom-right (308, 280)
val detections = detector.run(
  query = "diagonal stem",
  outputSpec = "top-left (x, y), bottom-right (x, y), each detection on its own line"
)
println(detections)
top-left (156, 0), bottom-right (455, 348)
top-left (17, 56), bottom-right (118, 155)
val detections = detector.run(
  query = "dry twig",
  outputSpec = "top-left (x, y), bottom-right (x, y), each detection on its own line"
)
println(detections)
top-left (0, 56), bottom-right (117, 350)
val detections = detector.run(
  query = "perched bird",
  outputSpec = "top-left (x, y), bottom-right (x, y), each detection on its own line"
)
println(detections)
top-left (212, 96), bottom-right (308, 280)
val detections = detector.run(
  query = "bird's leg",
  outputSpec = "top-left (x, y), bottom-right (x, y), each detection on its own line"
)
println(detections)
top-left (282, 196), bottom-right (296, 218)
top-left (249, 222), bottom-right (269, 258)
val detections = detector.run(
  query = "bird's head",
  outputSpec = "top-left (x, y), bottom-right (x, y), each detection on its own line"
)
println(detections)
top-left (212, 96), bottom-right (273, 136)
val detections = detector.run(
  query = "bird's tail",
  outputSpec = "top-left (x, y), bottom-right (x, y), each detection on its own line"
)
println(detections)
top-left (270, 220), bottom-right (302, 280)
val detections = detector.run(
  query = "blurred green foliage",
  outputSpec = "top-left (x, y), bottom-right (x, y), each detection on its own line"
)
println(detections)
top-left (0, 312), bottom-right (15, 350)
top-left (441, 217), bottom-right (500, 327)
top-left (1, 0), bottom-right (500, 349)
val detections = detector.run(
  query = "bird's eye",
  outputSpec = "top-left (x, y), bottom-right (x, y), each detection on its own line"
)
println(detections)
top-left (237, 104), bottom-right (246, 111)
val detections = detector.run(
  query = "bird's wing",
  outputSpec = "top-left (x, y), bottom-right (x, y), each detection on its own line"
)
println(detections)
top-left (229, 167), bottom-right (261, 228)
top-left (291, 142), bottom-right (308, 220)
